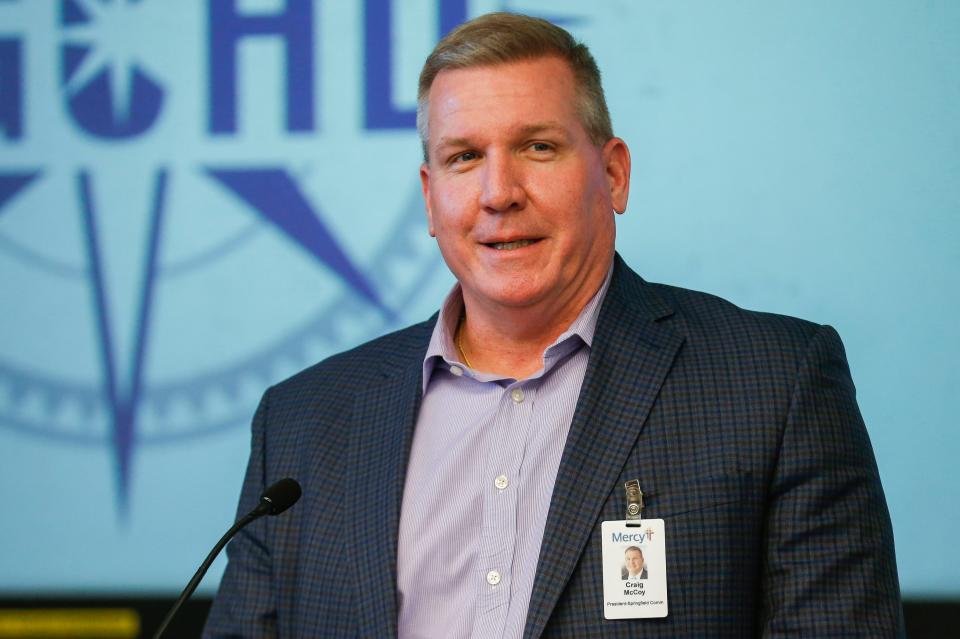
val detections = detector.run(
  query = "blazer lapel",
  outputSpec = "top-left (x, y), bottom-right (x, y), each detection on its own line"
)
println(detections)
top-left (523, 258), bottom-right (684, 639)
top-left (347, 323), bottom-right (432, 638)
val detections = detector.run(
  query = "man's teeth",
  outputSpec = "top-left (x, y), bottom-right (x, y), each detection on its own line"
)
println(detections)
top-left (492, 239), bottom-right (533, 250)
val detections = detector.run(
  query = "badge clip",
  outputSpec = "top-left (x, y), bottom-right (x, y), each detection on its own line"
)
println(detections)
top-left (624, 479), bottom-right (644, 527)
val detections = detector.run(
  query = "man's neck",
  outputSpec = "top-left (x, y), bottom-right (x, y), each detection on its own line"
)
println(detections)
top-left (456, 317), bottom-right (558, 380)
top-left (457, 264), bottom-right (610, 379)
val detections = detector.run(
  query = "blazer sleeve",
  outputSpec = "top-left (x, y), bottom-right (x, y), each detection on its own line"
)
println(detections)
top-left (203, 390), bottom-right (278, 639)
top-left (759, 325), bottom-right (905, 637)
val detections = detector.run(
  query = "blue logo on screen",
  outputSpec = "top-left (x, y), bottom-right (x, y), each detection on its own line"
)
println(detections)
top-left (0, 0), bottom-right (514, 514)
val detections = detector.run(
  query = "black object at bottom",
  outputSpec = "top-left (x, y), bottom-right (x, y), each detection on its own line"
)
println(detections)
top-left (0, 597), bottom-right (954, 637)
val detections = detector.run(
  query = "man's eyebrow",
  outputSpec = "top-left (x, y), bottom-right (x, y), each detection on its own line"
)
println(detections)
top-left (434, 136), bottom-right (472, 152)
top-left (434, 122), bottom-right (570, 152)
top-left (513, 122), bottom-right (568, 138)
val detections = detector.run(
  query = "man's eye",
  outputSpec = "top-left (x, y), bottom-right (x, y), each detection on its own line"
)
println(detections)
top-left (529, 142), bottom-right (553, 152)
top-left (453, 151), bottom-right (478, 163)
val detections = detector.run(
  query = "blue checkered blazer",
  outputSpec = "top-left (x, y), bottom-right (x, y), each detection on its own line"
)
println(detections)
top-left (204, 256), bottom-right (904, 638)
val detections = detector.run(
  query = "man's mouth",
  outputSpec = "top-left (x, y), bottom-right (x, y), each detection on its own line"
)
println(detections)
top-left (485, 239), bottom-right (539, 250)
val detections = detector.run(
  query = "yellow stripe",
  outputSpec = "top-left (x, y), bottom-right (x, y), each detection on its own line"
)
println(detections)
top-left (0, 609), bottom-right (140, 638)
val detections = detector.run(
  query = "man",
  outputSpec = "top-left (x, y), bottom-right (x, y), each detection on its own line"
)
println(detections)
top-left (205, 12), bottom-right (904, 638)
top-left (622, 547), bottom-right (648, 581)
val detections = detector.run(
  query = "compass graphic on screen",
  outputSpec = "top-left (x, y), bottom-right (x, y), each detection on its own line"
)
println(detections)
top-left (0, 0), bottom-right (578, 515)
top-left (0, 0), bottom-right (450, 513)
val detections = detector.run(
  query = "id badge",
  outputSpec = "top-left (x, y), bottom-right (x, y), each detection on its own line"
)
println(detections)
top-left (601, 519), bottom-right (668, 619)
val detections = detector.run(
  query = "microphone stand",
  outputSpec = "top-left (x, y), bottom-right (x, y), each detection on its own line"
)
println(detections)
top-left (152, 508), bottom-right (262, 639)
top-left (153, 478), bottom-right (300, 639)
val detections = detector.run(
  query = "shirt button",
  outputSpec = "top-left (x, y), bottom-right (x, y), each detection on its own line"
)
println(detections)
top-left (510, 388), bottom-right (525, 403)
top-left (494, 474), bottom-right (509, 490)
top-left (486, 570), bottom-right (502, 586)
top-left (449, 365), bottom-right (463, 376)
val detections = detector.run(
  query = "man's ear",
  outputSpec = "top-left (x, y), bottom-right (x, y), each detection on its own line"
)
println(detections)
top-left (420, 162), bottom-right (436, 237)
top-left (603, 137), bottom-right (631, 214)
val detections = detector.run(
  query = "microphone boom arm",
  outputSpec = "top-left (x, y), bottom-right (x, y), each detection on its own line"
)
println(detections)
top-left (152, 478), bottom-right (301, 639)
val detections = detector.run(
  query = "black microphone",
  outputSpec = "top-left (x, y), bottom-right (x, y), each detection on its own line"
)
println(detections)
top-left (251, 477), bottom-right (302, 516)
top-left (153, 478), bottom-right (302, 639)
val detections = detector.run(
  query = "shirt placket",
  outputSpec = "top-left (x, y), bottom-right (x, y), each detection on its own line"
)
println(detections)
top-left (472, 379), bottom-right (537, 639)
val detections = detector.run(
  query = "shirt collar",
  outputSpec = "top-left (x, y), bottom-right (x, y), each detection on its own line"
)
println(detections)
top-left (421, 264), bottom-right (614, 392)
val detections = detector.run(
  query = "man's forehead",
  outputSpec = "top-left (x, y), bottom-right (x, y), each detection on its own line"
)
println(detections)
top-left (430, 55), bottom-right (574, 90)
top-left (423, 56), bottom-right (589, 161)
top-left (427, 57), bottom-right (578, 118)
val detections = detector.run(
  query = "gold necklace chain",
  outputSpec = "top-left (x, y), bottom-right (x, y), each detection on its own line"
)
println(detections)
top-left (456, 316), bottom-right (474, 369)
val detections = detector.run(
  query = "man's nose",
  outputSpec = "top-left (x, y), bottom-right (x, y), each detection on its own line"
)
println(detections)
top-left (478, 152), bottom-right (526, 212)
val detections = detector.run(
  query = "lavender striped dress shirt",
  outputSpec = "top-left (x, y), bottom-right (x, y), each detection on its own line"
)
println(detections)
top-left (396, 270), bottom-right (612, 639)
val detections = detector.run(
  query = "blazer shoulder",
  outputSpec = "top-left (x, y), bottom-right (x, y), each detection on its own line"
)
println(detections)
top-left (265, 316), bottom-right (436, 402)
top-left (610, 256), bottom-right (824, 353)
top-left (647, 281), bottom-right (823, 347)
top-left (635, 279), bottom-right (843, 389)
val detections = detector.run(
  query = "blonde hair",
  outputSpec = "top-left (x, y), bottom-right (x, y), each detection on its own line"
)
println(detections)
top-left (417, 12), bottom-right (613, 160)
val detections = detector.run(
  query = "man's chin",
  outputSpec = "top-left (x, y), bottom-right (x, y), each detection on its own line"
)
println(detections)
top-left (464, 282), bottom-right (550, 312)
